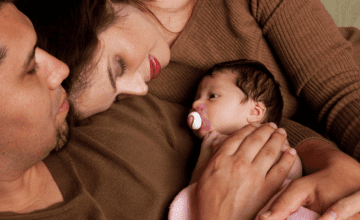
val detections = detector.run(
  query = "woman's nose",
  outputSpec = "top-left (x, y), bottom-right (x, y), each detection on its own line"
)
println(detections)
top-left (133, 81), bottom-right (148, 95)
top-left (121, 72), bottom-right (149, 96)
top-left (37, 48), bottom-right (70, 90)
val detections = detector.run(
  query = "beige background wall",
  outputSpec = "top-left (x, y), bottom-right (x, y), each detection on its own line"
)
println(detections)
top-left (320, 0), bottom-right (360, 29)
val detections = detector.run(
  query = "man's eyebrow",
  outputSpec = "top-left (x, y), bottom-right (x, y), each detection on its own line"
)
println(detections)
top-left (108, 63), bottom-right (117, 92)
top-left (0, 45), bottom-right (7, 66)
top-left (22, 44), bottom-right (36, 72)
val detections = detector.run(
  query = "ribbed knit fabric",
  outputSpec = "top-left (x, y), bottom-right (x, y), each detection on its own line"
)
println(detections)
top-left (148, 0), bottom-right (360, 159)
top-left (3, 0), bottom-right (360, 219)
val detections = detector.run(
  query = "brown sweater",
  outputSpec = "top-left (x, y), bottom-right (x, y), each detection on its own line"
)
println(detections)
top-left (148, 0), bottom-right (360, 158)
top-left (3, 0), bottom-right (360, 219)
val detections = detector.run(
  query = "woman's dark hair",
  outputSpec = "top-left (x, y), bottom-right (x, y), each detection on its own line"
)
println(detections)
top-left (206, 59), bottom-right (284, 124)
top-left (15, 0), bottom-right (161, 125)
top-left (15, 0), bottom-right (132, 96)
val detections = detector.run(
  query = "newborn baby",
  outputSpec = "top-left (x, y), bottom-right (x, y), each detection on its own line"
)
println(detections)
top-left (169, 59), bottom-right (319, 220)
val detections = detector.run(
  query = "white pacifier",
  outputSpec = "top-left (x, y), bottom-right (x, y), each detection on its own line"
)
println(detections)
top-left (188, 112), bottom-right (202, 130)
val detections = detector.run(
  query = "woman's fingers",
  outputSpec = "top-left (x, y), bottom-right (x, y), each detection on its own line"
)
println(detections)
top-left (260, 176), bottom-right (316, 220)
top-left (319, 190), bottom-right (360, 220)
top-left (232, 123), bottom-right (281, 163)
top-left (196, 123), bottom-right (295, 219)
top-left (214, 123), bottom-right (261, 156)
top-left (264, 147), bottom-right (297, 195)
top-left (252, 128), bottom-right (287, 173)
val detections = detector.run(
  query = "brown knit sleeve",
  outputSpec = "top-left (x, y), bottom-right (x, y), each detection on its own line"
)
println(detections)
top-left (280, 118), bottom-right (335, 149)
top-left (251, 0), bottom-right (360, 161)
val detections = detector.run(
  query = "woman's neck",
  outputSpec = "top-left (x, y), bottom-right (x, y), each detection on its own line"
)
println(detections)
top-left (141, 0), bottom-right (198, 46)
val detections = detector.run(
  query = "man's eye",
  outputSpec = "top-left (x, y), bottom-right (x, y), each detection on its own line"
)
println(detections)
top-left (209, 94), bottom-right (219, 99)
top-left (27, 64), bottom-right (38, 75)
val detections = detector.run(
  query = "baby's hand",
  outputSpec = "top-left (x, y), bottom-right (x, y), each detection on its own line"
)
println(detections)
top-left (190, 131), bottom-right (229, 184)
top-left (202, 131), bottom-right (229, 152)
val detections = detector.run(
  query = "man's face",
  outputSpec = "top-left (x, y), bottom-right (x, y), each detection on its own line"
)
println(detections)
top-left (0, 4), bottom-right (70, 181)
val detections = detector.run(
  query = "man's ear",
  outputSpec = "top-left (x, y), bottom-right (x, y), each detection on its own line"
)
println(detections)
top-left (247, 102), bottom-right (266, 123)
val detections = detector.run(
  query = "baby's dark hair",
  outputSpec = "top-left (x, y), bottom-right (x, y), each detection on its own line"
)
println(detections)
top-left (206, 59), bottom-right (283, 124)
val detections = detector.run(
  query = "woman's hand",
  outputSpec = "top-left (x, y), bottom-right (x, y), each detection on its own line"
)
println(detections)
top-left (259, 139), bottom-right (360, 220)
top-left (192, 123), bottom-right (297, 220)
top-left (319, 191), bottom-right (360, 220)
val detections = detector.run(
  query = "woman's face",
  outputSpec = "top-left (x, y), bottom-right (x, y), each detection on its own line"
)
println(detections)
top-left (71, 4), bottom-right (170, 119)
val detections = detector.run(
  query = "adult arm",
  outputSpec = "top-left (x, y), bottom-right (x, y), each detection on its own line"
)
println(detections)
top-left (260, 137), bottom-right (360, 219)
top-left (262, 119), bottom-right (360, 219)
top-left (193, 123), bottom-right (297, 220)
top-left (260, 121), bottom-right (360, 219)
top-left (251, 0), bottom-right (360, 160)
top-left (250, 0), bottom-right (360, 218)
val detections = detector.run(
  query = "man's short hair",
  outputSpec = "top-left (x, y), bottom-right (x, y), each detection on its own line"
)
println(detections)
top-left (206, 59), bottom-right (284, 124)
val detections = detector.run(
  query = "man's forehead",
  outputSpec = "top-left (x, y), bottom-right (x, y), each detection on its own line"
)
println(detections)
top-left (1, 3), bottom-right (26, 18)
top-left (0, 3), bottom-right (37, 76)
top-left (0, 3), bottom-right (33, 31)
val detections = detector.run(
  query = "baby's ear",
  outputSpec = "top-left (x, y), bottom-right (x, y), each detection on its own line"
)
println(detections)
top-left (247, 101), bottom-right (266, 123)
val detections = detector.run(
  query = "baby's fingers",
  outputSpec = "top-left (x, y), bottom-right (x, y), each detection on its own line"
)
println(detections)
top-left (201, 131), bottom-right (220, 150)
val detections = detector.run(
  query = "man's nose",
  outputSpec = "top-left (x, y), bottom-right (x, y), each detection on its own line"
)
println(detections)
top-left (39, 48), bottom-right (70, 90)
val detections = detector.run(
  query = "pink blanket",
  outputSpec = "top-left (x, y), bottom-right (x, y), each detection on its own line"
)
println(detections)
top-left (169, 179), bottom-right (319, 220)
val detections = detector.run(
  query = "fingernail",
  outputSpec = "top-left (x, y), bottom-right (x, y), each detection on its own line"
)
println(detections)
top-left (288, 148), bottom-right (296, 155)
top-left (261, 211), bottom-right (271, 218)
top-left (319, 211), bottom-right (337, 220)
top-left (277, 128), bottom-right (286, 135)
top-left (327, 211), bottom-right (337, 220)
top-left (268, 122), bottom-right (277, 129)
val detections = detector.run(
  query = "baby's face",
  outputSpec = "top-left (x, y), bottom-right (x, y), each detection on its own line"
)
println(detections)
top-left (190, 72), bottom-right (256, 138)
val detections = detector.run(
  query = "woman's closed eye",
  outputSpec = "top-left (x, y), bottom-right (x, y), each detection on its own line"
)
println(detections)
top-left (116, 59), bottom-right (126, 78)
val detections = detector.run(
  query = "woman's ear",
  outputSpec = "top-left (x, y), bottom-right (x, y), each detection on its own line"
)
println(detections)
top-left (247, 102), bottom-right (266, 123)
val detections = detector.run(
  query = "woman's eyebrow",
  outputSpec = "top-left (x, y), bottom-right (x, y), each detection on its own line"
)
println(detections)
top-left (107, 62), bottom-right (117, 92)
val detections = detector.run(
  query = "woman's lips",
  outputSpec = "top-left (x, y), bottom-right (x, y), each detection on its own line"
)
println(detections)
top-left (149, 54), bottom-right (161, 80)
